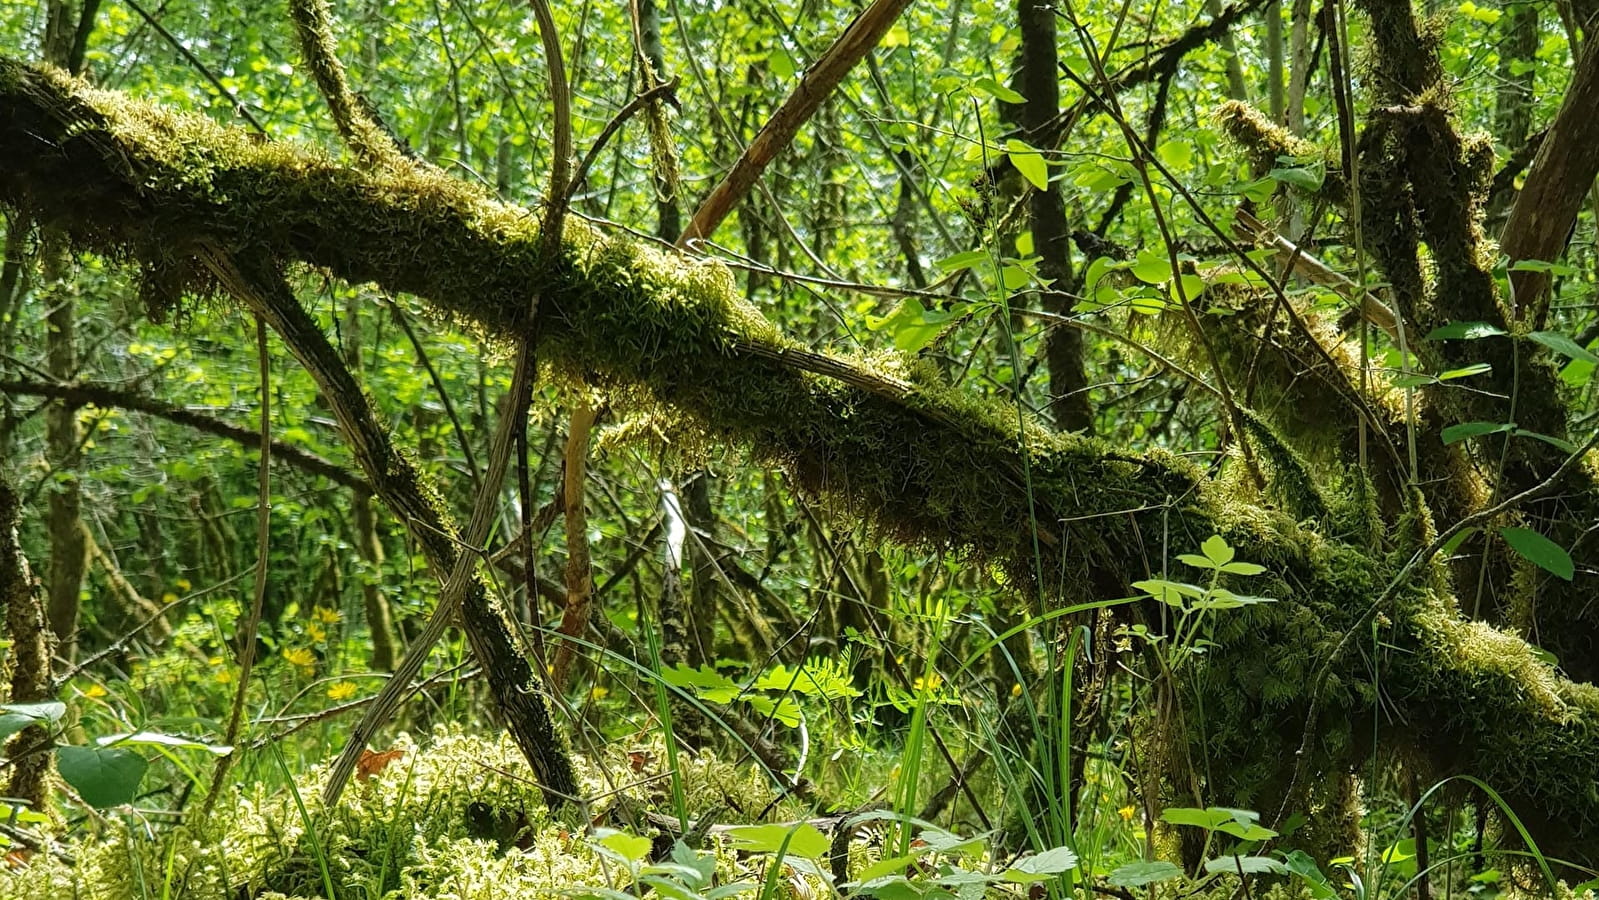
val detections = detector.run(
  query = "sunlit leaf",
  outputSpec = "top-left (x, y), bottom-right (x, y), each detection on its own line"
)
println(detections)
top-left (1500, 527), bottom-right (1575, 581)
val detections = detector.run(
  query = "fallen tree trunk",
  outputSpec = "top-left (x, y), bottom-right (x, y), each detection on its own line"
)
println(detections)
top-left (5, 58), bottom-right (1599, 862)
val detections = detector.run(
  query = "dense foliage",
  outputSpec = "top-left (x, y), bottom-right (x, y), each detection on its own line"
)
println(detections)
top-left (2, 0), bottom-right (1598, 898)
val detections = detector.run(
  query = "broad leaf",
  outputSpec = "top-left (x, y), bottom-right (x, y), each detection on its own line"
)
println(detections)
top-left (1001, 845), bottom-right (1079, 882)
top-left (1529, 330), bottom-right (1599, 365)
top-left (1426, 321), bottom-right (1506, 340)
top-left (1109, 860), bottom-right (1183, 887)
top-left (56, 745), bottom-right (147, 808)
top-left (1204, 855), bottom-right (1289, 875)
top-left (1500, 527), bottom-right (1575, 581)
top-left (0, 702), bottom-right (65, 744)
top-left (724, 823), bottom-right (829, 859)
top-left (1005, 139), bottom-right (1049, 191)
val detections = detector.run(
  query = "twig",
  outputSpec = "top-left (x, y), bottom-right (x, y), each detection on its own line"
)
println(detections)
top-left (201, 315), bottom-right (274, 819)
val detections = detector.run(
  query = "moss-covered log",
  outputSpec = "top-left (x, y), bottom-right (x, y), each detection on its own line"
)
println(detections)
top-left (6, 58), bottom-right (1599, 861)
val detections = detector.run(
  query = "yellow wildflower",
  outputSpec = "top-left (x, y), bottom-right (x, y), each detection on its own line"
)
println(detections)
top-left (312, 606), bottom-right (342, 625)
top-left (282, 647), bottom-right (316, 674)
top-left (307, 623), bottom-right (327, 643)
top-left (327, 681), bottom-right (358, 701)
top-left (1118, 805), bottom-right (1137, 822)
top-left (83, 683), bottom-right (108, 699)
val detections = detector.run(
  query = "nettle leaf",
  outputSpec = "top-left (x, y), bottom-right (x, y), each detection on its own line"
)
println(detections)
top-left (1005, 139), bottom-right (1049, 191)
top-left (1441, 421), bottom-right (1513, 445)
top-left (1426, 321), bottom-right (1506, 341)
top-left (1529, 331), bottom-right (1599, 365)
top-left (1500, 527), bottom-right (1575, 581)
top-left (56, 745), bottom-right (147, 808)
top-left (1109, 860), bottom-right (1183, 887)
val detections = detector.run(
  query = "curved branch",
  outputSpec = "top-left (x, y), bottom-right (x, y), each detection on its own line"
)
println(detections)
top-left (0, 378), bottom-right (370, 492)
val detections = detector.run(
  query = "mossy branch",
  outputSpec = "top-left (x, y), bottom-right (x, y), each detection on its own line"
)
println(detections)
top-left (5, 57), bottom-right (1599, 860)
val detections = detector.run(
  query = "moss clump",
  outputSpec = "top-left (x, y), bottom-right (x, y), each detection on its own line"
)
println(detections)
top-left (0, 725), bottom-right (813, 900)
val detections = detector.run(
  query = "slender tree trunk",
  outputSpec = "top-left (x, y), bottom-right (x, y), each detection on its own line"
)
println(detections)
top-left (340, 293), bottom-right (399, 671)
top-left (1486, 1), bottom-right (1538, 228)
top-left (0, 474), bottom-right (54, 808)
top-left (42, 242), bottom-right (85, 664)
top-left (1016, 0), bottom-right (1092, 433)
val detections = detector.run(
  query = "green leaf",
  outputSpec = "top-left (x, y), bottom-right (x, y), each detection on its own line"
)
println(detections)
top-left (743, 694), bottom-right (802, 727)
top-left (1001, 845), bottom-right (1079, 882)
top-left (767, 48), bottom-right (796, 80)
top-left (1218, 561), bottom-right (1266, 576)
top-left (1133, 579), bottom-right (1205, 606)
top-left (1391, 372), bottom-right (1438, 388)
top-left (916, 828), bottom-right (986, 856)
top-left (56, 745), bottom-right (147, 808)
top-left (1500, 527), bottom-right (1575, 581)
top-left (1131, 250), bottom-right (1171, 285)
top-left (660, 664), bottom-right (740, 703)
top-left (597, 829), bottom-right (655, 863)
top-left (1508, 258), bottom-right (1579, 276)
top-left (0, 702), bottom-right (66, 744)
top-left (935, 249), bottom-right (988, 273)
top-left (1283, 850), bottom-right (1339, 899)
top-left (972, 76), bottom-right (1025, 104)
top-left (1201, 534), bottom-right (1235, 566)
top-left (1438, 362), bottom-right (1492, 380)
top-left (724, 823), bottom-right (830, 859)
top-left (850, 854), bottom-right (918, 884)
top-left (1268, 166), bottom-right (1322, 192)
top-left (1426, 321), bottom-right (1506, 341)
top-left (1514, 428), bottom-right (1577, 454)
top-left (1528, 331), bottom-right (1599, 365)
top-left (1176, 273), bottom-right (1206, 301)
top-left (1005, 139), bottom-right (1049, 191)
top-left (1204, 855), bottom-right (1289, 875)
top-left (864, 298), bottom-right (960, 353)
top-left (1441, 421), bottom-right (1512, 444)
top-left (1156, 141), bottom-right (1193, 168)
top-left (1108, 860), bottom-right (1183, 887)
top-left (1161, 807), bottom-right (1232, 830)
